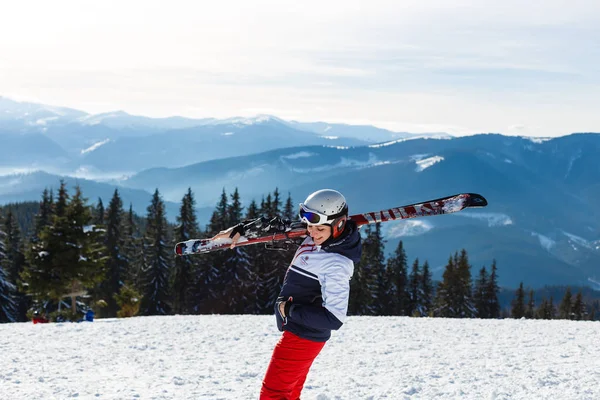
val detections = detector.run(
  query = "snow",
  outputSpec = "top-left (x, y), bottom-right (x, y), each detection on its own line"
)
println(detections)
top-left (319, 135), bottom-right (339, 140)
top-left (34, 116), bottom-right (59, 126)
top-left (281, 151), bottom-right (317, 160)
top-left (531, 232), bottom-right (556, 251)
top-left (1, 316), bottom-right (599, 399)
top-left (415, 156), bottom-right (444, 172)
top-left (221, 132), bottom-right (234, 136)
top-left (459, 212), bottom-right (513, 227)
top-left (562, 231), bottom-right (593, 249)
top-left (288, 154), bottom-right (380, 173)
top-left (387, 220), bottom-right (434, 237)
top-left (368, 135), bottom-right (452, 148)
top-left (523, 136), bottom-right (553, 144)
top-left (81, 139), bottom-right (110, 155)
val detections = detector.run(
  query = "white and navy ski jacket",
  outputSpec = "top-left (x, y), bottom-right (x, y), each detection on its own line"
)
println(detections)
top-left (275, 220), bottom-right (362, 342)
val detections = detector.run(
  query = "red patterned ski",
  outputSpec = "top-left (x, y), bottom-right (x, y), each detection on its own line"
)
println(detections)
top-left (175, 192), bottom-right (487, 255)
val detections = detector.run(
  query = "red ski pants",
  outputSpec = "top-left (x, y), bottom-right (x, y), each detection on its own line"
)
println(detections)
top-left (260, 331), bottom-right (326, 400)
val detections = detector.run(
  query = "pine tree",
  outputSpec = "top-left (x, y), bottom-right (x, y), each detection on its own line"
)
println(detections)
top-left (23, 184), bottom-right (107, 317)
top-left (0, 216), bottom-right (17, 323)
top-left (223, 188), bottom-right (255, 314)
top-left (572, 291), bottom-right (586, 321)
top-left (2, 210), bottom-right (28, 321)
top-left (349, 224), bottom-right (382, 315)
top-left (537, 297), bottom-right (555, 320)
top-left (559, 287), bottom-right (573, 320)
top-left (511, 282), bottom-right (526, 318)
top-left (123, 204), bottom-right (141, 288)
top-left (407, 258), bottom-right (421, 316)
top-left (172, 188), bottom-right (199, 315)
top-left (95, 190), bottom-right (126, 317)
top-left (386, 241), bottom-right (408, 316)
top-left (94, 198), bottom-right (105, 226)
top-left (454, 250), bottom-right (475, 318)
top-left (473, 267), bottom-right (489, 318)
top-left (548, 296), bottom-right (556, 319)
top-left (375, 242), bottom-right (391, 315)
top-left (139, 190), bottom-right (172, 316)
top-left (434, 256), bottom-right (456, 318)
top-left (525, 289), bottom-right (535, 319)
top-left (244, 199), bottom-right (262, 314)
top-left (486, 260), bottom-right (500, 318)
top-left (420, 260), bottom-right (433, 316)
top-left (33, 189), bottom-right (54, 241)
top-left (283, 192), bottom-right (294, 221)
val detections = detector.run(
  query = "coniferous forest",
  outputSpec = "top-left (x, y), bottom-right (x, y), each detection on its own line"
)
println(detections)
top-left (0, 183), bottom-right (599, 323)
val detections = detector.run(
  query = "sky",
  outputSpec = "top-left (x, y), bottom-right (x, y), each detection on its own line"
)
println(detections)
top-left (1, 0), bottom-right (600, 137)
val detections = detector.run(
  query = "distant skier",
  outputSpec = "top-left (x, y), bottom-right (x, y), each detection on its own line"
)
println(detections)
top-left (32, 310), bottom-right (49, 324)
top-left (214, 189), bottom-right (362, 399)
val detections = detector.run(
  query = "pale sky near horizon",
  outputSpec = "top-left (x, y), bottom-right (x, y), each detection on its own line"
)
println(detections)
top-left (1, 0), bottom-right (599, 137)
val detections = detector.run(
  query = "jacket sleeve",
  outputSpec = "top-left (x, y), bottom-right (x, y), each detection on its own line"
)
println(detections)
top-left (287, 261), bottom-right (352, 330)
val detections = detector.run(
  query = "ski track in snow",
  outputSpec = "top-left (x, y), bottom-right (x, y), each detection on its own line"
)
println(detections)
top-left (1, 315), bottom-right (599, 399)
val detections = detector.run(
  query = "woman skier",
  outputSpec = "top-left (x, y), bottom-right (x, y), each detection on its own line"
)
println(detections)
top-left (213, 189), bottom-right (362, 399)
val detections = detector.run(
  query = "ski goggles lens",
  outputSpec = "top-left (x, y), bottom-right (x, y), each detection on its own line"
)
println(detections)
top-left (299, 204), bottom-right (329, 225)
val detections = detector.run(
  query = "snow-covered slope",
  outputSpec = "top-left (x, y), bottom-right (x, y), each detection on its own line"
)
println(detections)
top-left (1, 315), bottom-right (598, 399)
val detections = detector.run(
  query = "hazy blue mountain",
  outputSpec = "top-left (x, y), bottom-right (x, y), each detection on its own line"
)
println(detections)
top-left (0, 171), bottom-right (214, 224)
top-left (2, 97), bottom-right (599, 288)
top-left (1, 98), bottom-right (407, 173)
top-left (285, 120), bottom-right (451, 142)
top-left (75, 119), bottom-right (369, 172)
top-left (0, 132), bottom-right (70, 169)
top-left (0, 96), bottom-right (86, 130)
top-left (118, 133), bottom-right (600, 288)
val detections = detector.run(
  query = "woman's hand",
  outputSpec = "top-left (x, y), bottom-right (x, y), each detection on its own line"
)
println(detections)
top-left (211, 226), bottom-right (242, 249)
top-left (278, 301), bottom-right (287, 318)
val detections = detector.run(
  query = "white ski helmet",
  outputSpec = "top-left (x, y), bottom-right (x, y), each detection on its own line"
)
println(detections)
top-left (299, 189), bottom-right (348, 238)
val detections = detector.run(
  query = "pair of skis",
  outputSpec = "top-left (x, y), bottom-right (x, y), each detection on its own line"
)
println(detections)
top-left (175, 192), bottom-right (488, 256)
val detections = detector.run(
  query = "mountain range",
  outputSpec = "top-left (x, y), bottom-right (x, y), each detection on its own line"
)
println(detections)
top-left (0, 96), bottom-right (599, 289)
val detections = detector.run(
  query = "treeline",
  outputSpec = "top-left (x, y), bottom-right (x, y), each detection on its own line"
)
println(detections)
top-left (348, 224), bottom-right (501, 318)
top-left (508, 283), bottom-right (598, 320)
top-left (0, 183), bottom-right (300, 322)
top-left (1, 184), bottom-right (599, 323)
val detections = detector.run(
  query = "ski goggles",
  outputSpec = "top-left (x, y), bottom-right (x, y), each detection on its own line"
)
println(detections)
top-left (299, 203), bottom-right (332, 225)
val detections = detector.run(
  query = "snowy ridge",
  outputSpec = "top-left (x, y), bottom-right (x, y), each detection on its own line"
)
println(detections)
top-left (415, 155), bottom-right (444, 171)
top-left (387, 220), bottom-right (434, 237)
top-left (562, 231), bottom-right (593, 250)
top-left (1, 315), bottom-right (598, 399)
top-left (78, 111), bottom-right (130, 126)
top-left (368, 135), bottom-right (452, 148)
top-left (531, 232), bottom-right (557, 251)
top-left (81, 139), bottom-right (110, 154)
top-left (458, 212), bottom-right (514, 227)
top-left (523, 136), bottom-right (553, 144)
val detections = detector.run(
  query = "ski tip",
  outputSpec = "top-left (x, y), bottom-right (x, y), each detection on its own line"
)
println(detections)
top-left (466, 193), bottom-right (488, 208)
top-left (174, 243), bottom-right (184, 256)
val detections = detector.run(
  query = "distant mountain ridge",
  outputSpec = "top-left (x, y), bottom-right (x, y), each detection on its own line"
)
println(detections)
top-left (0, 96), bottom-right (445, 175)
top-left (1, 96), bottom-right (599, 289)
